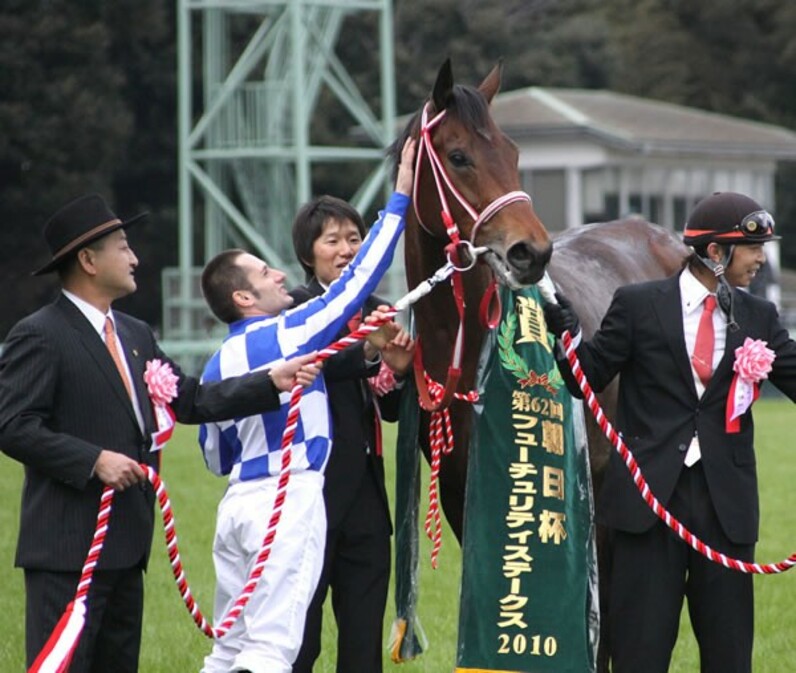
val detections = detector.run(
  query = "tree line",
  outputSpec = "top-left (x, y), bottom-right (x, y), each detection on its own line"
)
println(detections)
top-left (1, 0), bottom-right (794, 337)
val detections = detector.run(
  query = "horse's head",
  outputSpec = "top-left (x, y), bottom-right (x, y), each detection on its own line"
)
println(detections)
top-left (395, 60), bottom-right (552, 287)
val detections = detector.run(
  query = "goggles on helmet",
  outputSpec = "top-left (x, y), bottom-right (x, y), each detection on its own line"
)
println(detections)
top-left (684, 209), bottom-right (776, 243)
top-left (732, 210), bottom-right (775, 239)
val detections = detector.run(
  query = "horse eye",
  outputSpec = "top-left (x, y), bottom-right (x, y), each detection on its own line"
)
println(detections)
top-left (447, 150), bottom-right (470, 168)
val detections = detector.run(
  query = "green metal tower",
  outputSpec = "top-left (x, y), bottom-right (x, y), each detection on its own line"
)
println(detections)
top-left (167, 0), bottom-right (396, 365)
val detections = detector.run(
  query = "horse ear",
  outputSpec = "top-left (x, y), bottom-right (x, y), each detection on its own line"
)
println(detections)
top-left (478, 60), bottom-right (503, 103)
top-left (430, 58), bottom-right (454, 114)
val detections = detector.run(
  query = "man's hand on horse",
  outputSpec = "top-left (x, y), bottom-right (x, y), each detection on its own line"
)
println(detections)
top-left (395, 137), bottom-right (416, 196)
top-left (543, 291), bottom-right (581, 341)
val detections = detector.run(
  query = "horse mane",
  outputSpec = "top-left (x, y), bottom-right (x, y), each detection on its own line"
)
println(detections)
top-left (388, 83), bottom-right (493, 178)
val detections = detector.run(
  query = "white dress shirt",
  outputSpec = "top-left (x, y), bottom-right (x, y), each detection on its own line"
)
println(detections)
top-left (679, 267), bottom-right (727, 465)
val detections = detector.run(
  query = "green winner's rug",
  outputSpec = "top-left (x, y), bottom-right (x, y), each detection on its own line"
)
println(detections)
top-left (455, 285), bottom-right (598, 673)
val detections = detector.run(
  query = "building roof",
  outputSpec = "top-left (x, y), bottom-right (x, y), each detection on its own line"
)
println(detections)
top-left (492, 87), bottom-right (796, 159)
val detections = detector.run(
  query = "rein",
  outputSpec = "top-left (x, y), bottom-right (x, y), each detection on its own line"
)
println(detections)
top-left (538, 273), bottom-right (796, 575)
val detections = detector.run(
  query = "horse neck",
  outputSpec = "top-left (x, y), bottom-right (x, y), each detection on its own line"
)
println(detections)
top-left (406, 220), bottom-right (492, 392)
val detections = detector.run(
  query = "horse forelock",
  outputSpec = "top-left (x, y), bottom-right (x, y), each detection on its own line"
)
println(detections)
top-left (445, 84), bottom-right (492, 136)
top-left (389, 83), bottom-right (494, 176)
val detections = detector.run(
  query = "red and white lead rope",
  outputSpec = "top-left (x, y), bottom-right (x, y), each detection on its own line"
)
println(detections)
top-left (29, 319), bottom-right (401, 673)
top-left (148, 377), bottom-right (305, 638)
top-left (28, 489), bottom-right (114, 673)
top-left (31, 259), bottom-right (477, 671)
top-left (538, 274), bottom-right (796, 574)
top-left (150, 314), bottom-right (405, 639)
top-left (420, 374), bottom-right (479, 569)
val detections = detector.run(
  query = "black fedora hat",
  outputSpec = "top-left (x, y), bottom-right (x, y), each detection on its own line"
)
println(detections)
top-left (33, 193), bottom-right (148, 276)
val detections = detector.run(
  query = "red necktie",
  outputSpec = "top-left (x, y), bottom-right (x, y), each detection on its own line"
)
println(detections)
top-left (347, 310), bottom-right (363, 335)
top-left (104, 317), bottom-right (134, 399)
top-left (692, 294), bottom-right (717, 387)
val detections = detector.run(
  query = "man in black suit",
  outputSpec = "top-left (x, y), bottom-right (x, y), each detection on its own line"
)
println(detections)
top-left (544, 192), bottom-right (796, 673)
top-left (289, 196), bottom-right (414, 673)
top-left (0, 194), bottom-right (319, 673)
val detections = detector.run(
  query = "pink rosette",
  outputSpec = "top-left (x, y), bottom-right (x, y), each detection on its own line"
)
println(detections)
top-left (144, 359), bottom-right (179, 406)
top-left (726, 338), bottom-right (775, 433)
top-left (732, 337), bottom-right (775, 383)
top-left (368, 361), bottom-right (397, 397)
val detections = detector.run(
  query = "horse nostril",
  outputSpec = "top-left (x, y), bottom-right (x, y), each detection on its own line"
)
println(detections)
top-left (506, 241), bottom-right (552, 271)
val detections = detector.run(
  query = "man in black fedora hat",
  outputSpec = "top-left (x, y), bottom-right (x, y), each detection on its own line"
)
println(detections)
top-left (0, 193), bottom-right (321, 673)
top-left (543, 192), bottom-right (796, 672)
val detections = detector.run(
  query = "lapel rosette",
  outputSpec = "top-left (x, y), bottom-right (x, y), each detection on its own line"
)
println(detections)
top-left (144, 358), bottom-right (178, 451)
top-left (369, 360), bottom-right (398, 397)
top-left (726, 337), bottom-right (775, 433)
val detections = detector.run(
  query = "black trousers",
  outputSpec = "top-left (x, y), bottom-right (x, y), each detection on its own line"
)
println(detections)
top-left (292, 472), bottom-right (391, 673)
top-left (608, 462), bottom-right (754, 673)
top-left (25, 567), bottom-right (144, 673)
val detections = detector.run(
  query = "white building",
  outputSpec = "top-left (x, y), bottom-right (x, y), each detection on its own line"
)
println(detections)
top-left (492, 87), bottom-right (796, 230)
top-left (489, 87), bottom-right (796, 306)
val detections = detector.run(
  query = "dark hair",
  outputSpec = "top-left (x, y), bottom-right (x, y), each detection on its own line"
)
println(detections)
top-left (57, 234), bottom-right (111, 281)
top-left (291, 196), bottom-right (366, 281)
top-left (684, 243), bottom-right (731, 272)
top-left (201, 249), bottom-right (252, 324)
top-left (388, 81), bottom-right (491, 179)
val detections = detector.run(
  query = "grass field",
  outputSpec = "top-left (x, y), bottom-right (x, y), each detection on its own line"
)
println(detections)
top-left (1, 399), bottom-right (794, 671)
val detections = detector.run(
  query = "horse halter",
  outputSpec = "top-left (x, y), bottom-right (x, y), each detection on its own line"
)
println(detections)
top-left (410, 102), bottom-right (533, 414)
top-left (408, 102), bottom-right (536, 567)
top-left (413, 102), bottom-right (532, 249)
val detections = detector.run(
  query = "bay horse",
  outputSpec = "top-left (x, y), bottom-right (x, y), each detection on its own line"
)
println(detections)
top-left (392, 59), bottom-right (688, 671)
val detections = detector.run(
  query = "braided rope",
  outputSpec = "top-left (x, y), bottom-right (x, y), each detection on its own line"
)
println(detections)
top-left (75, 487), bottom-right (114, 604)
top-left (42, 310), bottom-right (404, 652)
top-left (561, 330), bottom-right (796, 574)
top-left (146, 313), bottom-right (402, 638)
top-left (25, 491), bottom-right (114, 672)
top-left (36, 257), bottom-right (487, 663)
top-left (145, 379), bottom-right (305, 637)
top-left (420, 373), bottom-right (479, 568)
top-left (326, 309), bottom-right (481, 569)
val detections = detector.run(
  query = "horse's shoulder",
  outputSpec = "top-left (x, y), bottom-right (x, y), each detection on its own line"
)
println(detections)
top-left (552, 217), bottom-right (687, 276)
top-left (554, 216), bottom-right (682, 248)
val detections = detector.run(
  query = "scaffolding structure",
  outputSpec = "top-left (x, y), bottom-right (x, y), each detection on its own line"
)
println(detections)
top-left (166, 0), bottom-right (396, 366)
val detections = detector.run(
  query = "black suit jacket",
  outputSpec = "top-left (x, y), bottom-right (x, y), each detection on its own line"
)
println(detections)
top-left (573, 274), bottom-right (796, 544)
top-left (290, 280), bottom-right (401, 530)
top-left (0, 294), bottom-right (282, 571)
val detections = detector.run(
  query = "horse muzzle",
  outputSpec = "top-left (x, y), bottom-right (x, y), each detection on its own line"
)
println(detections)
top-left (494, 239), bottom-right (552, 287)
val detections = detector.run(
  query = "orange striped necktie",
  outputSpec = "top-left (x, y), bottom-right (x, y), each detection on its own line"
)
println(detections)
top-left (104, 316), bottom-right (134, 399)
